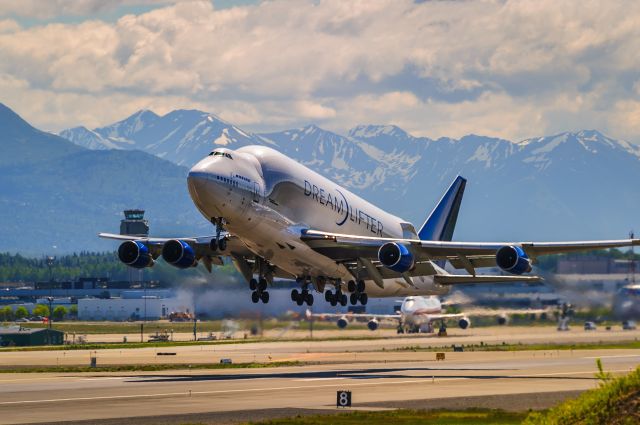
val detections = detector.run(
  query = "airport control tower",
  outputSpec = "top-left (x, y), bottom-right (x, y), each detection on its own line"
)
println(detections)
top-left (120, 209), bottom-right (149, 236)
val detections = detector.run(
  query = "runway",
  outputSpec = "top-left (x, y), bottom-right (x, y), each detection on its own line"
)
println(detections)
top-left (1, 348), bottom-right (639, 424)
top-left (2, 325), bottom-right (640, 367)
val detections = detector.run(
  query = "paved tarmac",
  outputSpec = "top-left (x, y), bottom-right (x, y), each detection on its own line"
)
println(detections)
top-left (2, 325), bottom-right (639, 367)
top-left (0, 350), bottom-right (638, 423)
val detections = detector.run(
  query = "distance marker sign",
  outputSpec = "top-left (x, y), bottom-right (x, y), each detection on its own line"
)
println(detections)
top-left (336, 390), bottom-right (351, 407)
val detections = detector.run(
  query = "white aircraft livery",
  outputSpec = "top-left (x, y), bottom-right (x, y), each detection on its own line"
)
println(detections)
top-left (306, 295), bottom-right (547, 334)
top-left (101, 145), bottom-right (639, 307)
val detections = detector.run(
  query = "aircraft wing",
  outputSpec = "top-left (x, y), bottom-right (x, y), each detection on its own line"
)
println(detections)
top-left (301, 229), bottom-right (639, 276)
top-left (98, 232), bottom-right (274, 278)
top-left (99, 232), bottom-right (253, 256)
top-left (305, 309), bottom-right (400, 321)
top-left (461, 307), bottom-right (548, 317)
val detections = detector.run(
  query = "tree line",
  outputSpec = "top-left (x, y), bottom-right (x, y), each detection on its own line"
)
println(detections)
top-left (0, 251), bottom-right (241, 285)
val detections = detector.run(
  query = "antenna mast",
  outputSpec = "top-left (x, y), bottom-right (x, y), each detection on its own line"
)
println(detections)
top-left (630, 230), bottom-right (636, 285)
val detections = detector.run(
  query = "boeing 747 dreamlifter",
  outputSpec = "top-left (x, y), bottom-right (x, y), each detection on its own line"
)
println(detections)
top-left (101, 145), bottom-right (639, 306)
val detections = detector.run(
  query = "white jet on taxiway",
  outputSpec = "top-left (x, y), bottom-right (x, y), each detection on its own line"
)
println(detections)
top-left (100, 145), bottom-right (639, 307)
top-left (306, 295), bottom-right (545, 334)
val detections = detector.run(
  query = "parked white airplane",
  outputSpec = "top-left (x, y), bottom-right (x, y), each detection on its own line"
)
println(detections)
top-left (100, 145), bottom-right (639, 306)
top-left (306, 295), bottom-right (545, 333)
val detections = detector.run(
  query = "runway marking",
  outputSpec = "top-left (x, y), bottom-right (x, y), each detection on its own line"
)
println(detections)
top-left (0, 376), bottom-right (77, 383)
top-left (0, 368), bottom-right (633, 406)
top-left (583, 355), bottom-right (640, 359)
top-left (0, 379), bottom-right (427, 405)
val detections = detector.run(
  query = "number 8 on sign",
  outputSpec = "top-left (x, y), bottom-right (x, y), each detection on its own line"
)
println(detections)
top-left (337, 390), bottom-right (351, 407)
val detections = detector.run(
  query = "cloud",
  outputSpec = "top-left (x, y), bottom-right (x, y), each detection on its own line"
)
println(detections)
top-left (0, 1), bottom-right (189, 20)
top-left (0, 0), bottom-right (640, 144)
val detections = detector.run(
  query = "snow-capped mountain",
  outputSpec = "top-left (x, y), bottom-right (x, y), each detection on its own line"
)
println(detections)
top-left (60, 109), bottom-right (258, 166)
top-left (59, 110), bottom-right (640, 242)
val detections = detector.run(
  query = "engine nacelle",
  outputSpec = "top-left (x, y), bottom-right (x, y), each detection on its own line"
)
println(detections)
top-left (497, 314), bottom-right (508, 325)
top-left (378, 242), bottom-right (415, 273)
top-left (367, 319), bottom-right (379, 331)
top-left (496, 245), bottom-right (532, 275)
top-left (162, 239), bottom-right (197, 269)
top-left (337, 317), bottom-right (349, 329)
top-left (458, 317), bottom-right (471, 329)
top-left (117, 240), bottom-right (154, 269)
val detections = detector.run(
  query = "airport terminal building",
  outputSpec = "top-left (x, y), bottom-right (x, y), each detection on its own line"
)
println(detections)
top-left (77, 297), bottom-right (193, 321)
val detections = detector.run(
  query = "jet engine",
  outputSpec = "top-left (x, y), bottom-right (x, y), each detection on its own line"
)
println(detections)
top-left (378, 242), bottom-right (415, 273)
top-left (117, 240), bottom-right (154, 269)
top-left (497, 314), bottom-right (508, 325)
top-left (337, 317), bottom-right (349, 329)
top-left (458, 317), bottom-right (471, 329)
top-left (495, 245), bottom-right (532, 274)
top-left (162, 239), bottom-right (197, 269)
top-left (367, 319), bottom-right (379, 331)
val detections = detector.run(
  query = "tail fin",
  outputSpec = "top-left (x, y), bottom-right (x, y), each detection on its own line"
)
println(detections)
top-left (418, 176), bottom-right (466, 241)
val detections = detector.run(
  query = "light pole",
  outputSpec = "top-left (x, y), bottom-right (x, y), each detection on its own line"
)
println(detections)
top-left (46, 256), bottom-right (55, 297)
top-left (46, 296), bottom-right (53, 345)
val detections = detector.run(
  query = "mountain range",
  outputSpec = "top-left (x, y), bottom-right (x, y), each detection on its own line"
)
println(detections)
top-left (60, 107), bottom-right (640, 243)
top-left (0, 102), bottom-right (638, 254)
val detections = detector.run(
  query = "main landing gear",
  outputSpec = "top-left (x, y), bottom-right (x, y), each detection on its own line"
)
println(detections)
top-left (346, 279), bottom-right (368, 305)
top-left (324, 280), bottom-right (347, 306)
top-left (291, 277), bottom-right (314, 306)
top-left (325, 288), bottom-right (347, 306)
top-left (209, 217), bottom-right (227, 251)
top-left (250, 276), bottom-right (269, 304)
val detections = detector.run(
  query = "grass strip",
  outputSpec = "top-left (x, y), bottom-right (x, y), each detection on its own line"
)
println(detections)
top-left (2, 335), bottom-right (639, 353)
top-left (391, 340), bottom-right (640, 352)
top-left (231, 408), bottom-right (527, 425)
top-left (0, 360), bottom-right (302, 374)
top-left (523, 364), bottom-right (640, 424)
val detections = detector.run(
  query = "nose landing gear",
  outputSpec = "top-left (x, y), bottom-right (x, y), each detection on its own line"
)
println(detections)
top-left (209, 217), bottom-right (227, 251)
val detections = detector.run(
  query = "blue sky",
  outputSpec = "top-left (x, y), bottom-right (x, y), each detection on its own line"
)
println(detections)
top-left (1, 0), bottom-right (640, 145)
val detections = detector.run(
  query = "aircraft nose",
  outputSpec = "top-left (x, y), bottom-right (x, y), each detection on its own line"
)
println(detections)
top-left (187, 158), bottom-right (216, 202)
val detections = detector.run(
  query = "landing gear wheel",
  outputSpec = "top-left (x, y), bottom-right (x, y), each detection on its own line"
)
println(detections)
top-left (306, 293), bottom-right (314, 306)
top-left (359, 293), bottom-right (368, 305)
top-left (291, 289), bottom-right (299, 301)
top-left (324, 291), bottom-right (332, 302)
top-left (330, 296), bottom-right (337, 307)
top-left (347, 280), bottom-right (356, 292)
top-left (258, 278), bottom-right (268, 291)
top-left (251, 291), bottom-right (260, 303)
top-left (296, 295), bottom-right (304, 306)
top-left (350, 293), bottom-right (358, 305)
top-left (209, 239), bottom-right (218, 251)
top-left (260, 291), bottom-right (270, 303)
top-left (250, 278), bottom-right (258, 291)
top-left (340, 294), bottom-right (348, 306)
top-left (218, 238), bottom-right (227, 251)
top-left (357, 280), bottom-right (366, 293)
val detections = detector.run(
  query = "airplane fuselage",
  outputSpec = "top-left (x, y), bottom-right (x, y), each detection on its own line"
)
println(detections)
top-left (400, 296), bottom-right (444, 330)
top-left (187, 145), bottom-right (450, 297)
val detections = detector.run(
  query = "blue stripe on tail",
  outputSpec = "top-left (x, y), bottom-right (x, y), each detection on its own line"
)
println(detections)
top-left (418, 176), bottom-right (466, 242)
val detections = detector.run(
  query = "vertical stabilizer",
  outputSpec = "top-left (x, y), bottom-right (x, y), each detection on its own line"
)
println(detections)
top-left (418, 176), bottom-right (466, 241)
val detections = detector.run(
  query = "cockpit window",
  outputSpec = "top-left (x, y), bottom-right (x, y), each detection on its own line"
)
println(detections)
top-left (208, 151), bottom-right (233, 159)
